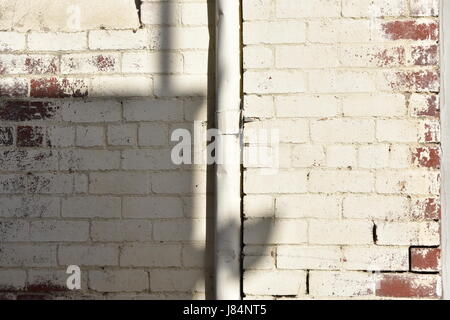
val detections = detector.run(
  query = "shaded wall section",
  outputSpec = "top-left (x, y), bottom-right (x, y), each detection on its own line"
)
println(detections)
top-left (0, 0), bottom-right (214, 299)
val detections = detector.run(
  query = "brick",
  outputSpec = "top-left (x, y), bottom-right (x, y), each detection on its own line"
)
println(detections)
top-left (311, 119), bottom-right (375, 143)
top-left (309, 271), bottom-right (374, 297)
top-left (27, 173), bottom-right (73, 194)
top-left (244, 21), bottom-right (306, 44)
top-left (0, 54), bottom-right (58, 74)
top-left (89, 30), bottom-right (150, 50)
top-left (410, 247), bottom-right (440, 272)
top-left (342, 94), bottom-right (406, 117)
top-left (150, 269), bottom-right (204, 292)
top-left (89, 270), bottom-right (148, 293)
top-left (123, 196), bottom-right (183, 219)
top-left (276, 45), bottom-right (339, 69)
top-left (48, 126), bottom-right (75, 147)
top-left (183, 51), bottom-right (209, 74)
top-left (0, 78), bottom-right (28, 97)
top-left (60, 150), bottom-right (121, 171)
top-left (122, 52), bottom-right (183, 74)
top-left (76, 126), bottom-right (105, 147)
top-left (90, 76), bottom-right (153, 97)
top-left (244, 170), bottom-right (308, 194)
top-left (342, 0), bottom-right (407, 17)
top-left (181, 3), bottom-right (208, 25)
top-left (409, 45), bottom-right (439, 66)
top-left (122, 149), bottom-right (176, 170)
top-left (411, 197), bottom-right (441, 220)
top-left (375, 170), bottom-right (440, 195)
top-left (123, 99), bottom-right (183, 121)
top-left (410, 0), bottom-right (439, 17)
top-left (376, 274), bottom-right (440, 298)
top-left (343, 246), bottom-right (409, 271)
top-left (0, 126), bottom-right (13, 146)
top-left (0, 270), bottom-right (26, 291)
top-left (62, 100), bottom-right (122, 123)
top-left (277, 246), bottom-right (342, 270)
top-left (107, 124), bottom-right (137, 146)
top-left (309, 170), bottom-right (374, 193)
top-left (28, 32), bottom-right (87, 51)
top-left (61, 53), bottom-right (119, 74)
top-left (277, 0), bottom-right (340, 18)
top-left (120, 244), bottom-right (181, 267)
top-left (141, 2), bottom-right (179, 25)
top-left (244, 46), bottom-right (274, 69)
top-left (244, 219), bottom-right (308, 245)
top-left (1, 150), bottom-right (57, 172)
top-left (16, 126), bottom-right (45, 147)
top-left (410, 94), bottom-right (439, 117)
top-left (154, 75), bottom-right (207, 97)
top-left (412, 146), bottom-right (440, 169)
top-left (0, 32), bottom-right (26, 51)
top-left (343, 195), bottom-right (409, 220)
top-left (276, 195), bottom-right (341, 219)
top-left (0, 175), bottom-right (26, 194)
top-left (244, 255), bottom-right (275, 270)
top-left (0, 220), bottom-right (29, 242)
top-left (0, 100), bottom-right (58, 121)
top-left (376, 221), bottom-right (440, 245)
top-left (244, 71), bottom-right (306, 94)
top-left (308, 20), bottom-right (372, 43)
top-left (309, 220), bottom-right (373, 245)
top-left (153, 219), bottom-right (206, 242)
top-left (26, 269), bottom-right (80, 292)
top-left (90, 172), bottom-right (149, 195)
top-left (31, 78), bottom-right (88, 98)
top-left (138, 123), bottom-right (168, 146)
top-left (419, 119), bottom-right (440, 143)
top-left (377, 120), bottom-right (419, 142)
top-left (243, 0), bottom-right (274, 21)
top-left (62, 197), bottom-right (121, 218)
top-left (91, 220), bottom-right (152, 242)
top-left (291, 145), bottom-right (325, 167)
top-left (388, 145), bottom-right (416, 169)
top-left (379, 20), bottom-right (438, 41)
top-left (340, 45), bottom-right (405, 68)
top-left (59, 245), bottom-right (118, 266)
top-left (151, 171), bottom-right (206, 194)
top-left (182, 244), bottom-right (206, 268)
top-left (382, 69), bottom-right (439, 92)
top-left (0, 197), bottom-right (59, 218)
top-left (245, 119), bottom-right (308, 143)
top-left (326, 145), bottom-right (357, 168)
top-left (244, 270), bottom-right (307, 296)
top-left (276, 95), bottom-right (339, 118)
top-left (30, 221), bottom-right (89, 242)
top-left (0, 244), bottom-right (56, 267)
top-left (244, 195), bottom-right (274, 218)
top-left (358, 144), bottom-right (390, 169)
top-left (309, 70), bottom-right (376, 93)
top-left (153, 27), bottom-right (210, 50)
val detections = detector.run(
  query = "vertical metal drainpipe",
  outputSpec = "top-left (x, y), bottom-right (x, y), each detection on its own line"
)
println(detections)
top-left (214, 0), bottom-right (242, 300)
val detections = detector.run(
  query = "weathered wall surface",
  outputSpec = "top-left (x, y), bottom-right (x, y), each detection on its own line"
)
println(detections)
top-left (0, 0), bottom-right (212, 299)
top-left (242, 0), bottom-right (442, 299)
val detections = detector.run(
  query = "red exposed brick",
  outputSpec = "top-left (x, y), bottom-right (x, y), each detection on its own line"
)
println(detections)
top-left (0, 101), bottom-right (57, 121)
top-left (422, 122), bottom-right (439, 143)
top-left (382, 21), bottom-right (439, 41)
top-left (389, 70), bottom-right (439, 92)
top-left (92, 55), bottom-right (116, 72)
top-left (411, 247), bottom-right (440, 272)
top-left (0, 127), bottom-right (13, 146)
top-left (0, 79), bottom-right (28, 97)
top-left (412, 146), bottom-right (440, 169)
top-left (412, 198), bottom-right (441, 220)
top-left (376, 274), bottom-right (439, 298)
top-left (411, 45), bottom-right (438, 66)
top-left (30, 78), bottom-right (88, 98)
top-left (24, 56), bottom-right (58, 74)
top-left (373, 47), bottom-right (405, 67)
top-left (413, 95), bottom-right (440, 117)
top-left (16, 126), bottom-right (45, 147)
